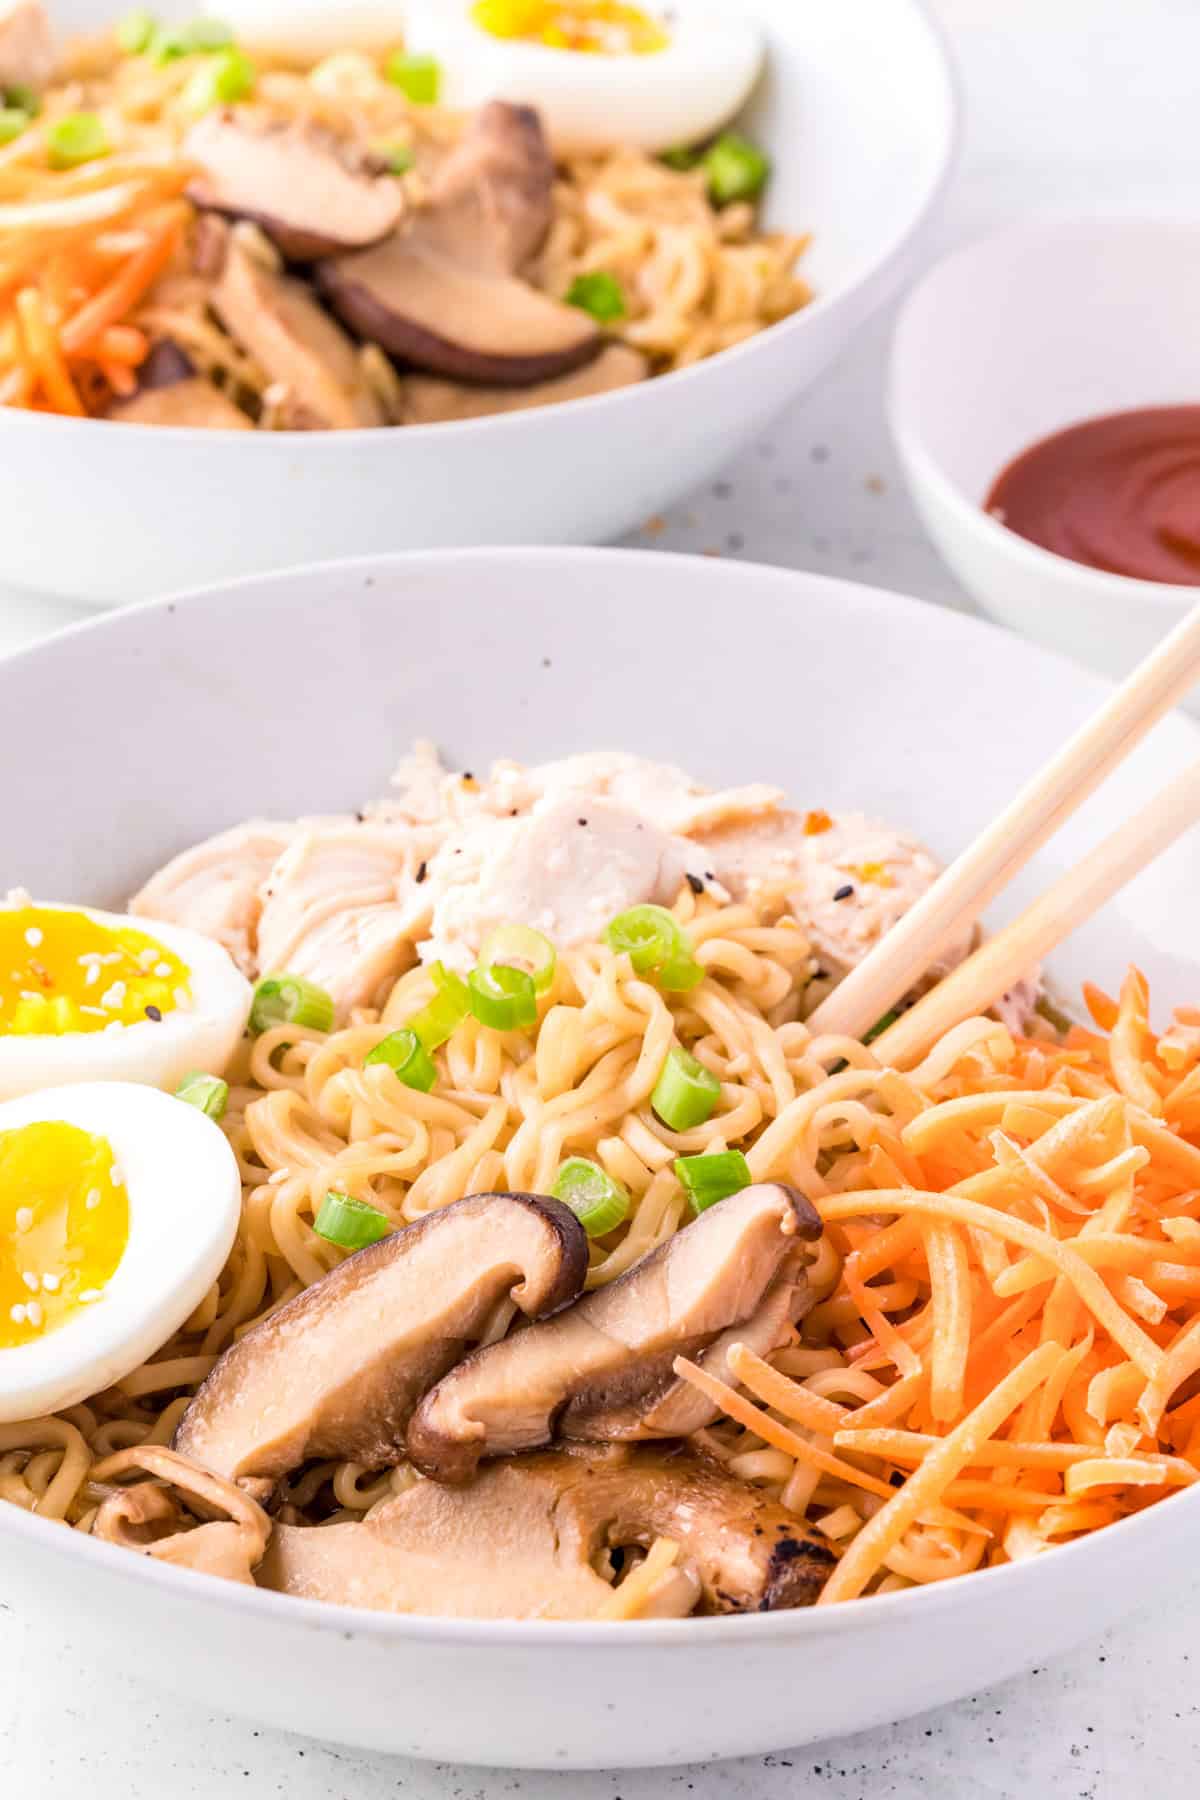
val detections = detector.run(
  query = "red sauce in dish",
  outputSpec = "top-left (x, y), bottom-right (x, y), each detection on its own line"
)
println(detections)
top-left (985, 406), bottom-right (1200, 585)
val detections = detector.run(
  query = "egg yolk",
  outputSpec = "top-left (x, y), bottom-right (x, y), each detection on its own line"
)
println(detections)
top-left (471, 0), bottom-right (669, 55)
top-left (0, 1121), bottom-right (129, 1348)
top-left (0, 907), bottom-right (191, 1037)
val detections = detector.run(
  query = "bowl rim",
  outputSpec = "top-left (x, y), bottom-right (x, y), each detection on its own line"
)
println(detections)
top-left (888, 216), bottom-right (1200, 615)
top-left (1, 539), bottom-right (1197, 1649)
top-left (0, 0), bottom-right (961, 450)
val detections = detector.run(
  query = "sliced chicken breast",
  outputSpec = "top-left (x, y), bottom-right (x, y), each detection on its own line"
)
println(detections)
top-left (130, 820), bottom-right (296, 975)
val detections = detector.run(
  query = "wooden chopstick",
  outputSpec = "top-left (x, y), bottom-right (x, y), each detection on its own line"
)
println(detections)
top-left (808, 602), bottom-right (1200, 1043)
top-left (872, 756), bottom-right (1200, 1069)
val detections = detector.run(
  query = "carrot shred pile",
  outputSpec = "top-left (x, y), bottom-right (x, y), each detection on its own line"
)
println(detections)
top-left (0, 122), bottom-right (192, 415)
top-left (675, 970), bottom-right (1200, 1603)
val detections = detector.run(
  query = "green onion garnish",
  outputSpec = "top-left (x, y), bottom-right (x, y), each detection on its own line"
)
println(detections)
top-left (149, 15), bottom-right (233, 60)
top-left (377, 142), bottom-right (414, 175)
top-left (660, 144), bottom-right (703, 171)
top-left (313, 1190), bottom-right (391, 1250)
top-left (407, 961), bottom-right (471, 1050)
top-left (552, 1156), bottom-right (631, 1238)
top-left (0, 108), bottom-right (31, 146)
top-left (385, 51), bottom-right (441, 104)
top-left (674, 1148), bottom-right (752, 1214)
top-left (45, 113), bottom-right (111, 171)
top-left (604, 903), bottom-right (703, 992)
top-left (652, 1047), bottom-right (720, 1132)
top-left (364, 1027), bottom-right (437, 1093)
top-left (704, 131), bottom-right (770, 206)
top-left (478, 923), bottom-right (556, 996)
top-left (181, 45), bottom-right (255, 113)
top-left (248, 973), bottom-right (335, 1036)
top-left (468, 963), bottom-right (538, 1031)
top-left (115, 6), bottom-right (157, 52)
top-left (864, 1009), bottom-right (899, 1045)
top-left (174, 1070), bottom-right (229, 1121)
top-left (4, 83), bottom-right (41, 117)
top-left (565, 271), bottom-right (626, 324)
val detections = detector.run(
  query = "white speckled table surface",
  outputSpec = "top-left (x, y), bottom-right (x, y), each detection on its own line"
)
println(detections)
top-left (6, 0), bottom-right (1200, 1791)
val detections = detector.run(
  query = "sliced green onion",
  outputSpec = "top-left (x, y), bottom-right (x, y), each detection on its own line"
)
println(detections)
top-left (407, 961), bottom-right (471, 1050)
top-left (468, 963), bottom-right (538, 1031)
top-left (313, 1190), bottom-right (391, 1250)
top-left (150, 15), bottom-right (233, 60)
top-left (604, 903), bottom-right (702, 991)
top-left (45, 113), bottom-right (110, 171)
top-left (385, 51), bottom-right (441, 104)
top-left (364, 1027), bottom-right (437, 1093)
top-left (605, 903), bottom-right (684, 974)
top-left (565, 270), bottom-right (626, 324)
top-left (864, 1009), bottom-right (899, 1045)
top-left (652, 1047), bottom-right (720, 1131)
top-left (674, 1148), bottom-right (752, 1214)
top-left (248, 973), bottom-right (335, 1036)
top-left (174, 1070), bottom-right (228, 1121)
top-left (377, 142), bottom-right (414, 175)
top-left (181, 46), bottom-right (255, 113)
top-left (478, 923), bottom-right (556, 995)
top-left (0, 107), bottom-right (31, 146)
top-left (4, 83), bottom-right (41, 116)
top-left (552, 1156), bottom-right (630, 1238)
top-left (115, 6), bottom-right (157, 52)
top-left (704, 131), bottom-right (770, 206)
top-left (660, 143), bottom-right (703, 171)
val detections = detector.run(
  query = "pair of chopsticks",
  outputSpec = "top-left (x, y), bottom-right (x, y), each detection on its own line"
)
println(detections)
top-left (807, 604), bottom-right (1200, 1067)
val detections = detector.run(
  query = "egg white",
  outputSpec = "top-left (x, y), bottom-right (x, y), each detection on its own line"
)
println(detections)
top-left (221, 0), bottom-right (408, 61)
top-left (0, 905), bottom-right (251, 1103)
top-left (0, 1082), bottom-right (242, 1421)
top-left (403, 0), bottom-right (765, 155)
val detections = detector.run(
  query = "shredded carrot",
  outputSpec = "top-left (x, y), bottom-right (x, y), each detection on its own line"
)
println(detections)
top-left (60, 210), bottom-right (184, 357)
top-left (14, 287), bottom-right (83, 416)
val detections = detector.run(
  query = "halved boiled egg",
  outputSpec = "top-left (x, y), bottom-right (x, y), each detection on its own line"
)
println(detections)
top-left (0, 1082), bottom-right (241, 1420)
top-left (404, 0), bottom-right (765, 155)
top-left (0, 900), bottom-right (250, 1102)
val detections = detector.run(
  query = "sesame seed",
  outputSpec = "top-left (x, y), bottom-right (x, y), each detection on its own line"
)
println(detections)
top-left (41, 1273), bottom-right (59, 1293)
top-left (79, 1289), bottom-right (101, 1304)
top-left (14, 1206), bottom-right (32, 1231)
top-left (137, 948), bottom-right (157, 969)
top-left (100, 980), bottom-right (127, 1010)
top-left (833, 884), bottom-right (855, 902)
top-left (104, 1021), bottom-right (122, 1034)
top-left (85, 1190), bottom-right (101, 1210)
top-left (154, 962), bottom-right (173, 978)
top-left (25, 1300), bottom-right (42, 1328)
top-left (21, 1271), bottom-right (37, 1292)
top-left (85, 964), bottom-right (100, 986)
top-left (415, 861), bottom-right (428, 885)
top-left (577, 818), bottom-right (588, 827)
top-left (686, 873), bottom-right (704, 895)
top-left (77, 952), bottom-right (102, 966)
top-left (109, 1164), bottom-right (124, 1187)
top-left (145, 1004), bottom-right (162, 1022)
top-left (9, 1304), bottom-right (25, 1325)
top-left (23, 926), bottom-right (42, 947)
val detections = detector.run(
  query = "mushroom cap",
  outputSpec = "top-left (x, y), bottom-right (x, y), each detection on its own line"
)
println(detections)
top-left (174, 1191), bottom-right (588, 1486)
top-left (186, 111), bottom-right (405, 263)
top-left (257, 1447), bottom-right (835, 1618)
top-left (407, 1182), bottom-right (821, 1484)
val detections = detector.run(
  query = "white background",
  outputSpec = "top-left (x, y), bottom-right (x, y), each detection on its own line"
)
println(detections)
top-left (5, 0), bottom-right (1200, 1792)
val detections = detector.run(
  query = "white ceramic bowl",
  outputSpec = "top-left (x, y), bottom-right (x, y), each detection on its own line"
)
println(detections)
top-left (0, 545), bottom-right (1197, 1768)
top-left (1, 0), bottom-right (958, 606)
top-left (890, 219), bottom-right (1200, 686)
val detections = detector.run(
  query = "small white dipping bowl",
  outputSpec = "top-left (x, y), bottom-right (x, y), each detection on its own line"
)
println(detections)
top-left (1, 0), bottom-right (958, 605)
top-left (890, 219), bottom-right (1200, 685)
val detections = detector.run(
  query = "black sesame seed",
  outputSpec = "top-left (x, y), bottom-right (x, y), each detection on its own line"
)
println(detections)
top-left (577, 817), bottom-right (588, 827)
top-left (685, 872), bottom-right (704, 895)
top-left (145, 1005), bottom-right (162, 1022)
top-left (462, 770), bottom-right (474, 781)
top-left (415, 861), bottom-right (428, 885)
top-left (833, 884), bottom-right (854, 902)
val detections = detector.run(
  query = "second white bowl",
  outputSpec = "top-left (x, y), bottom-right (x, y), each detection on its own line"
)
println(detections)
top-left (890, 218), bottom-right (1200, 684)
